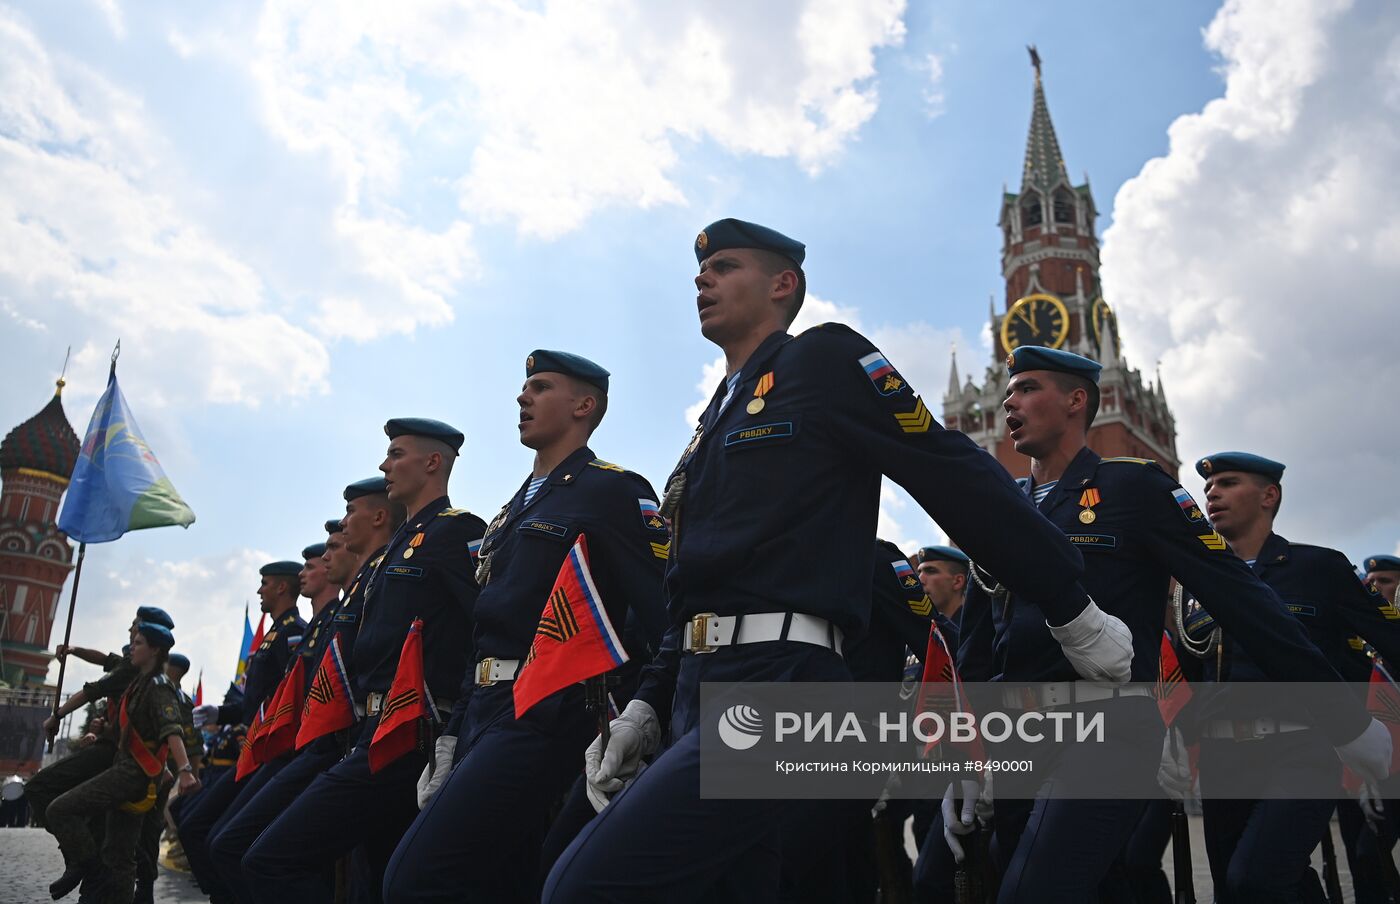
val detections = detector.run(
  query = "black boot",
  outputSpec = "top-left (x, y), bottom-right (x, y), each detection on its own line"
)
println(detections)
top-left (49, 859), bottom-right (97, 900)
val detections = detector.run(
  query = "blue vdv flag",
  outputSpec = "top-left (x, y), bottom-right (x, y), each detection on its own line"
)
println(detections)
top-left (57, 370), bottom-right (195, 543)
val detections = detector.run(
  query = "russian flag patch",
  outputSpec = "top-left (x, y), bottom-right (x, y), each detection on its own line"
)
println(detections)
top-left (859, 351), bottom-right (906, 396)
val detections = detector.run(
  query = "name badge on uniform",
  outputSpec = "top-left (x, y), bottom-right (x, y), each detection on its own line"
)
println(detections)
top-left (1066, 533), bottom-right (1117, 550)
top-left (519, 519), bottom-right (568, 538)
top-left (386, 565), bottom-right (423, 579)
top-left (724, 421), bottom-right (795, 448)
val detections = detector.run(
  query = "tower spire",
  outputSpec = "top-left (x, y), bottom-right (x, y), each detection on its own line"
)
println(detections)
top-left (947, 347), bottom-right (961, 399)
top-left (1021, 47), bottom-right (1071, 193)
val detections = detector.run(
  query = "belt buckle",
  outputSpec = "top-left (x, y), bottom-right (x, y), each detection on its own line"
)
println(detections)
top-left (478, 658), bottom-right (496, 686)
top-left (1232, 719), bottom-right (1259, 742)
top-left (690, 613), bottom-right (717, 654)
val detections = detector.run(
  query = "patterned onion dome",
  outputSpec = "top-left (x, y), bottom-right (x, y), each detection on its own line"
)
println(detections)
top-left (0, 382), bottom-right (80, 481)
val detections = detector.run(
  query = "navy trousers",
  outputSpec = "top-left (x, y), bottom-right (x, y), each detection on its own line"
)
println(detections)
top-left (211, 741), bottom-right (340, 904)
top-left (242, 734), bottom-right (426, 904)
top-left (544, 641), bottom-right (851, 903)
top-left (178, 767), bottom-right (241, 901)
top-left (987, 696), bottom-right (1163, 904)
top-left (1199, 732), bottom-right (1339, 903)
top-left (382, 683), bottom-right (594, 903)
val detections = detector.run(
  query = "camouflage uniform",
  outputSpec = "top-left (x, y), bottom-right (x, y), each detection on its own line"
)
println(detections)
top-left (46, 671), bottom-right (183, 904)
top-left (134, 685), bottom-right (197, 899)
top-left (26, 651), bottom-right (136, 825)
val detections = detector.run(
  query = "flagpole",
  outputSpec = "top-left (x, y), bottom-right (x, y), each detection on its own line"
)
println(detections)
top-left (48, 541), bottom-right (87, 753)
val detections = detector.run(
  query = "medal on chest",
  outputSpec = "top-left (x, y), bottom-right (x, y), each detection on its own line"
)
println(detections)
top-left (1078, 488), bottom-right (1101, 524)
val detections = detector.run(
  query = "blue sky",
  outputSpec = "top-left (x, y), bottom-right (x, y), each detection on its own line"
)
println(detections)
top-left (3, 0), bottom-right (1397, 698)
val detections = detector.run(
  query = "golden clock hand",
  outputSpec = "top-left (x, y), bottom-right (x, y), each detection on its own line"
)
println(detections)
top-left (1029, 304), bottom-right (1039, 334)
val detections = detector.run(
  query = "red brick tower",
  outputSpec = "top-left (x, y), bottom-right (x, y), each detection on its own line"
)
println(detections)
top-left (0, 377), bottom-right (80, 688)
top-left (942, 49), bottom-right (1179, 478)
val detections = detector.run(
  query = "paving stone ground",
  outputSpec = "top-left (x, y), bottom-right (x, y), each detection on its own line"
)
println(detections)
top-left (0, 815), bottom-right (1371, 903)
top-left (0, 828), bottom-right (206, 904)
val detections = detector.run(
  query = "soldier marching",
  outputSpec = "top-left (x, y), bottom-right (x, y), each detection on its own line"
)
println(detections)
top-left (27, 218), bottom-right (1400, 904)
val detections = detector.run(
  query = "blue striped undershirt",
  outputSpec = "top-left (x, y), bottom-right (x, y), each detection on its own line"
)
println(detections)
top-left (523, 475), bottom-right (548, 506)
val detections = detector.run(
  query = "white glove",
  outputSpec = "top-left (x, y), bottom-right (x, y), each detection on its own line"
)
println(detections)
top-left (872, 772), bottom-right (902, 817)
top-left (942, 779), bottom-right (981, 864)
top-left (1157, 726), bottom-right (1193, 801)
top-left (975, 771), bottom-right (994, 824)
top-left (1046, 598), bottom-right (1133, 684)
top-left (1336, 718), bottom-right (1393, 786)
top-left (585, 762), bottom-right (647, 814)
top-left (584, 700), bottom-right (659, 806)
top-left (1359, 782), bottom-right (1386, 828)
top-left (416, 735), bottom-right (457, 810)
top-left (192, 704), bottom-right (219, 728)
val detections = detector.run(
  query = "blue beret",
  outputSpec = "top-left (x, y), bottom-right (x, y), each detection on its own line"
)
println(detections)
top-left (260, 561), bottom-right (303, 577)
top-left (525, 350), bottom-right (610, 394)
top-left (344, 476), bottom-right (389, 501)
top-left (1005, 346), bottom-right (1102, 384)
top-left (1365, 555), bottom-right (1400, 573)
top-left (917, 545), bottom-right (970, 566)
top-left (135, 622), bottom-right (175, 651)
top-left (168, 653), bottom-right (190, 670)
top-left (1195, 452), bottom-right (1285, 483)
top-left (695, 218), bottom-right (805, 267)
top-left (302, 542), bottom-right (327, 559)
top-left (324, 518), bottom-right (344, 534)
top-left (384, 418), bottom-right (464, 453)
top-left (135, 606), bottom-right (174, 629)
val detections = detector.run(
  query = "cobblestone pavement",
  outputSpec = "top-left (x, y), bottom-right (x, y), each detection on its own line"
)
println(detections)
top-left (0, 828), bottom-right (207, 904)
top-left (0, 816), bottom-right (1370, 903)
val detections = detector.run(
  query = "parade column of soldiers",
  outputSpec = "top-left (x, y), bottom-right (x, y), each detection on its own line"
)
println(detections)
top-left (31, 217), bottom-right (1400, 904)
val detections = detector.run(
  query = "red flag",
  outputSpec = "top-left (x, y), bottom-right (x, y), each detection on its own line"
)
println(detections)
top-left (368, 619), bottom-right (430, 774)
top-left (914, 624), bottom-right (985, 761)
top-left (234, 703), bottom-right (266, 782)
top-left (193, 670), bottom-right (203, 707)
top-left (250, 614), bottom-right (266, 656)
top-left (1344, 661), bottom-right (1400, 793)
top-left (253, 656), bottom-right (305, 763)
top-left (1155, 632), bottom-right (1193, 727)
top-left (514, 534), bottom-right (629, 719)
top-left (297, 634), bottom-right (357, 750)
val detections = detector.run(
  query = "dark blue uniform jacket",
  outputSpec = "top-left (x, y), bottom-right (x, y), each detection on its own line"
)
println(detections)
top-left (351, 496), bottom-right (485, 705)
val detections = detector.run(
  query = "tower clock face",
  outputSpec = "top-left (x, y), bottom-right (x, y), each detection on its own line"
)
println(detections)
top-left (1000, 294), bottom-right (1070, 352)
top-left (1091, 297), bottom-right (1116, 347)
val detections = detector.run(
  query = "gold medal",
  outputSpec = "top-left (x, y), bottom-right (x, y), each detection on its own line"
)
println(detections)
top-left (402, 547), bottom-right (414, 559)
top-left (746, 398), bottom-right (765, 415)
top-left (1079, 509), bottom-right (1096, 524)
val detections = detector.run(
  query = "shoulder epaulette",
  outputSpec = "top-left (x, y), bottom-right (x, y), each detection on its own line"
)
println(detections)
top-left (809, 321), bottom-right (857, 337)
top-left (152, 673), bottom-right (171, 687)
top-left (1099, 456), bottom-right (1157, 466)
top-left (588, 459), bottom-right (626, 473)
top-left (437, 507), bottom-right (471, 517)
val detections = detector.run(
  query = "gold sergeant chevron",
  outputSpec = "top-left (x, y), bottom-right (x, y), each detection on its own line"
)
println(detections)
top-left (893, 397), bottom-right (932, 434)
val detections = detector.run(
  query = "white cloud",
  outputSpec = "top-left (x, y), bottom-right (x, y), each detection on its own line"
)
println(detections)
top-left (0, 9), bottom-right (329, 409)
top-left (250, 0), bottom-right (907, 242)
top-left (91, 0), bottom-right (125, 40)
top-left (921, 53), bottom-right (946, 119)
top-left (47, 546), bottom-right (271, 712)
top-left (1101, 0), bottom-right (1400, 542)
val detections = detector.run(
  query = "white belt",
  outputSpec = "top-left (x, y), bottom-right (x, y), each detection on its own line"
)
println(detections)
top-left (1000, 681), bottom-right (1154, 711)
top-left (354, 691), bottom-right (454, 718)
top-left (475, 657), bottom-right (521, 686)
top-left (1199, 718), bottom-right (1311, 742)
top-left (681, 612), bottom-right (843, 655)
